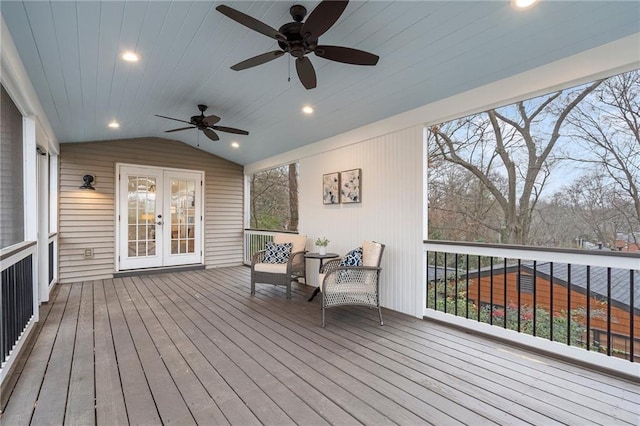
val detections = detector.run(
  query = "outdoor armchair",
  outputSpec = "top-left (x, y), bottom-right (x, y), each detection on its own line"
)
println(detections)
top-left (251, 233), bottom-right (307, 299)
top-left (319, 241), bottom-right (385, 327)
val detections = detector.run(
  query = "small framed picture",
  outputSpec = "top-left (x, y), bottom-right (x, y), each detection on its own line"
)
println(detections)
top-left (340, 168), bottom-right (361, 203)
top-left (322, 172), bottom-right (340, 204)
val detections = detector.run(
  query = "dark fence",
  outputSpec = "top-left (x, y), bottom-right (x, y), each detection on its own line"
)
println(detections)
top-left (1, 254), bottom-right (34, 365)
top-left (426, 250), bottom-right (638, 362)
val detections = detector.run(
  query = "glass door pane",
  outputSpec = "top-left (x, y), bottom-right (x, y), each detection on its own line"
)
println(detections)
top-left (127, 176), bottom-right (157, 257)
top-left (170, 178), bottom-right (196, 255)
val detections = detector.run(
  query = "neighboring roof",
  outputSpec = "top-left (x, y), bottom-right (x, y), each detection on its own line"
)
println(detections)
top-left (532, 262), bottom-right (637, 310)
top-left (463, 262), bottom-right (639, 314)
top-left (427, 266), bottom-right (462, 283)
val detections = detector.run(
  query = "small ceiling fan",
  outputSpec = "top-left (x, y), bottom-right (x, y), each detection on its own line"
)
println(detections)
top-left (155, 104), bottom-right (249, 142)
top-left (216, 1), bottom-right (379, 90)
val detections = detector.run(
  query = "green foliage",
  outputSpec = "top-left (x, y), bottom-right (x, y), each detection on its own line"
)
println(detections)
top-left (427, 280), bottom-right (606, 348)
top-left (315, 237), bottom-right (329, 247)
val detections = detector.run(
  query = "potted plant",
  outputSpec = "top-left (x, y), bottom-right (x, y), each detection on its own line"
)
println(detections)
top-left (315, 237), bottom-right (330, 255)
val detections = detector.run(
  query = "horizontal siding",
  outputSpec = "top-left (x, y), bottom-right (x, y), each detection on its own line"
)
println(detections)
top-left (59, 138), bottom-right (244, 283)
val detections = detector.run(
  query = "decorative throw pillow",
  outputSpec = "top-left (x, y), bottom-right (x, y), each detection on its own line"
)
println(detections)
top-left (340, 247), bottom-right (363, 267)
top-left (263, 241), bottom-right (292, 264)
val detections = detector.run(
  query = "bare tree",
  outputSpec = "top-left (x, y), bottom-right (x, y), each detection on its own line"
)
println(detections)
top-left (565, 70), bottom-right (640, 241)
top-left (429, 80), bottom-right (602, 244)
top-left (250, 167), bottom-right (289, 229)
top-left (250, 164), bottom-right (299, 231)
top-left (554, 173), bottom-right (630, 247)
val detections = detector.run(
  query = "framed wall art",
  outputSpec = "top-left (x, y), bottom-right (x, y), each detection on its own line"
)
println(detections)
top-left (322, 172), bottom-right (340, 204)
top-left (340, 168), bottom-right (361, 203)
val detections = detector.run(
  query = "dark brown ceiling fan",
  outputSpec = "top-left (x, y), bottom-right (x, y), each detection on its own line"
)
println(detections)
top-left (155, 104), bottom-right (249, 142)
top-left (216, 1), bottom-right (379, 90)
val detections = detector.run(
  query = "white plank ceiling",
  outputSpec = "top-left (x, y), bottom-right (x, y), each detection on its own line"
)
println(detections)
top-left (2, 1), bottom-right (639, 165)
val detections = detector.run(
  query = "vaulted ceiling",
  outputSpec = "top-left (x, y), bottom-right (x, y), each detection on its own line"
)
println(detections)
top-left (2, 1), bottom-right (639, 165)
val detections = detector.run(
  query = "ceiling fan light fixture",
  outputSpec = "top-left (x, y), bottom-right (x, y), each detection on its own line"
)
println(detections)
top-left (121, 51), bottom-right (140, 62)
top-left (231, 141), bottom-right (240, 148)
top-left (217, 1), bottom-right (379, 90)
top-left (108, 120), bottom-right (120, 128)
top-left (512, 0), bottom-right (540, 9)
top-left (302, 105), bottom-right (314, 114)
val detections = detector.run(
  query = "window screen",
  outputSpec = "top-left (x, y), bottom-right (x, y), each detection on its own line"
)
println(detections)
top-left (1, 84), bottom-right (24, 249)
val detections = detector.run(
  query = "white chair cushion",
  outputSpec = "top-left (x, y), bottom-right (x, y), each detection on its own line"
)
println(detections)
top-left (362, 241), bottom-right (382, 267)
top-left (254, 263), bottom-right (288, 274)
top-left (274, 233), bottom-right (307, 254)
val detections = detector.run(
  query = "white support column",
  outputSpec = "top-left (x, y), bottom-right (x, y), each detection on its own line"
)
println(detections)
top-left (243, 173), bottom-right (251, 229)
top-left (23, 117), bottom-right (37, 241)
top-left (37, 151), bottom-right (49, 302)
top-left (49, 154), bottom-right (59, 233)
top-left (418, 126), bottom-right (430, 318)
top-left (23, 116), bottom-right (39, 321)
top-left (49, 154), bottom-right (59, 290)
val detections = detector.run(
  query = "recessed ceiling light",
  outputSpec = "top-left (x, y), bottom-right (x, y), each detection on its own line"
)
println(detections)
top-left (512, 0), bottom-right (540, 9)
top-left (121, 51), bottom-right (140, 62)
top-left (231, 142), bottom-right (240, 148)
top-left (108, 120), bottom-right (120, 128)
top-left (302, 105), bottom-right (314, 114)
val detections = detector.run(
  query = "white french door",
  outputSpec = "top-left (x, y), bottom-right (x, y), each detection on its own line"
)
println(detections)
top-left (118, 165), bottom-right (203, 270)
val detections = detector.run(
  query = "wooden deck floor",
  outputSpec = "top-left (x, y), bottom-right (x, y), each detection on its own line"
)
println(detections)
top-left (1, 266), bottom-right (639, 425)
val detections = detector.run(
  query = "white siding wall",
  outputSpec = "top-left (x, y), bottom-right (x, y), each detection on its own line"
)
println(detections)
top-left (299, 126), bottom-right (425, 317)
top-left (59, 138), bottom-right (244, 283)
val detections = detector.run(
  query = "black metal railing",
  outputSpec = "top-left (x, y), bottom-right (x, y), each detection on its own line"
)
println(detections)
top-left (1, 254), bottom-right (34, 365)
top-left (425, 243), bottom-right (639, 363)
top-left (48, 240), bottom-right (54, 285)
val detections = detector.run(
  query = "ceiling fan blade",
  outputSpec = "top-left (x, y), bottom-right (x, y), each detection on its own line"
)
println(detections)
top-left (314, 45), bottom-right (379, 66)
top-left (155, 114), bottom-right (192, 125)
top-left (301, 0), bottom-right (348, 41)
top-left (165, 126), bottom-right (195, 133)
top-left (211, 125), bottom-right (249, 135)
top-left (230, 50), bottom-right (285, 71)
top-left (295, 57), bottom-right (317, 90)
top-left (203, 128), bottom-right (219, 141)
top-left (216, 5), bottom-right (285, 41)
top-left (203, 114), bottom-right (221, 126)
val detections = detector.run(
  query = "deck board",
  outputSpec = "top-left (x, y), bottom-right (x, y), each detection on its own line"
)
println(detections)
top-left (93, 279), bottom-right (128, 425)
top-left (2, 284), bottom-right (71, 425)
top-left (30, 282), bottom-right (81, 425)
top-left (132, 275), bottom-right (257, 426)
top-left (206, 269), bottom-right (548, 425)
top-left (103, 279), bottom-right (161, 425)
top-left (149, 273), bottom-right (297, 425)
top-left (182, 269), bottom-right (459, 425)
top-left (157, 273), bottom-right (333, 426)
top-left (124, 276), bottom-right (228, 426)
top-left (113, 277), bottom-right (197, 425)
top-left (64, 282), bottom-right (95, 426)
top-left (2, 266), bottom-right (639, 426)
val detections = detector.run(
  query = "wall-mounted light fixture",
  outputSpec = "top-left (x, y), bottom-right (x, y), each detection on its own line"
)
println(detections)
top-left (80, 174), bottom-right (96, 190)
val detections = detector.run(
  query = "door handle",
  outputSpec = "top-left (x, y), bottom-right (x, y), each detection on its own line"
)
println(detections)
top-left (156, 221), bottom-right (163, 226)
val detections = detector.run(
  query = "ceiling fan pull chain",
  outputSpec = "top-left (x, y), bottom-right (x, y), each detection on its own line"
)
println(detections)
top-left (288, 55), bottom-right (291, 83)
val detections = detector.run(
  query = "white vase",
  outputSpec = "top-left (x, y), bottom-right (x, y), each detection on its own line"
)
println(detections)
top-left (318, 246), bottom-right (327, 255)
